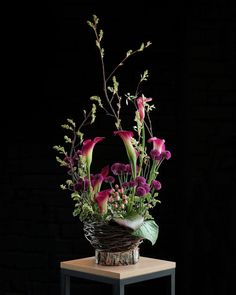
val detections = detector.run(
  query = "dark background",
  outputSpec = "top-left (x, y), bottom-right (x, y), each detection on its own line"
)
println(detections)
top-left (1, 1), bottom-right (235, 294)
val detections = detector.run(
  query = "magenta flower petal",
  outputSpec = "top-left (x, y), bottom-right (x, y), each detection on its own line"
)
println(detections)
top-left (114, 130), bottom-right (137, 178)
top-left (122, 182), bottom-right (129, 188)
top-left (93, 165), bottom-right (110, 194)
top-left (96, 189), bottom-right (112, 214)
top-left (148, 137), bottom-right (166, 155)
top-left (100, 165), bottom-right (109, 178)
top-left (136, 186), bottom-right (146, 196)
top-left (129, 180), bottom-right (137, 187)
top-left (135, 176), bottom-right (146, 185)
top-left (152, 180), bottom-right (162, 191)
top-left (81, 137), bottom-right (105, 168)
top-left (137, 97), bottom-right (152, 123)
top-left (164, 150), bottom-right (172, 160)
top-left (150, 149), bottom-right (162, 161)
top-left (104, 176), bottom-right (115, 183)
top-left (142, 183), bottom-right (151, 193)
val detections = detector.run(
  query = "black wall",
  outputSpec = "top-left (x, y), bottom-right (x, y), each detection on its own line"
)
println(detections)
top-left (1, 1), bottom-right (235, 294)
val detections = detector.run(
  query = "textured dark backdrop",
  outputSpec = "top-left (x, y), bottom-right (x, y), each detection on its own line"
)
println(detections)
top-left (1, 1), bottom-right (235, 294)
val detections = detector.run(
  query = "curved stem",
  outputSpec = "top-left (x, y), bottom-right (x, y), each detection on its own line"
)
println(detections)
top-left (138, 125), bottom-right (145, 176)
top-left (93, 27), bottom-right (122, 129)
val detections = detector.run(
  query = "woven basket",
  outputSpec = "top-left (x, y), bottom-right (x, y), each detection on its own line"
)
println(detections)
top-left (83, 221), bottom-right (142, 265)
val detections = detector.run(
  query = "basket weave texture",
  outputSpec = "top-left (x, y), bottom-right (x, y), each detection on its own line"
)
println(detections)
top-left (83, 221), bottom-right (142, 252)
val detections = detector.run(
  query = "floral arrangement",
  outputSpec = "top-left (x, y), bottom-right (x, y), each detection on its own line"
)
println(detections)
top-left (53, 15), bottom-right (171, 246)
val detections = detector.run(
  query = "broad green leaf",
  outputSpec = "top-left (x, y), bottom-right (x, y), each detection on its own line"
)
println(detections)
top-left (132, 220), bottom-right (159, 245)
top-left (113, 214), bottom-right (144, 230)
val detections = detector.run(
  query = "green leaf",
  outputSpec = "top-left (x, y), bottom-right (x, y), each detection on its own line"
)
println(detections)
top-left (64, 135), bottom-right (72, 143)
top-left (138, 42), bottom-right (145, 52)
top-left (99, 29), bottom-right (103, 41)
top-left (61, 124), bottom-right (73, 131)
top-left (113, 214), bottom-right (144, 230)
top-left (126, 49), bottom-right (133, 57)
top-left (90, 96), bottom-right (103, 108)
top-left (132, 220), bottom-right (159, 245)
top-left (91, 103), bottom-right (96, 124)
top-left (67, 118), bottom-right (75, 127)
top-left (107, 86), bottom-right (114, 92)
top-left (115, 119), bottom-right (121, 129)
top-left (93, 15), bottom-right (99, 24)
top-left (60, 184), bottom-right (67, 190)
top-left (66, 179), bottom-right (73, 186)
top-left (140, 69), bottom-right (149, 82)
top-left (145, 41), bottom-right (152, 47)
top-left (87, 20), bottom-right (94, 28)
top-left (56, 156), bottom-right (68, 167)
top-left (112, 76), bottom-right (119, 93)
top-left (53, 145), bottom-right (66, 155)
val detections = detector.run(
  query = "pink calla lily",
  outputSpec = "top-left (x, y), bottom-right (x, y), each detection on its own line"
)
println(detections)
top-left (96, 189), bottom-right (112, 214)
top-left (114, 130), bottom-right (137, 178)
top-left (81, 137), bottom-right (105, 168)
top-left (92, 165), bottom-right (109, 194)
top-left (148, 137), bottom-right (166, 155)
top-left (137, 96), bottom-right (152, 123)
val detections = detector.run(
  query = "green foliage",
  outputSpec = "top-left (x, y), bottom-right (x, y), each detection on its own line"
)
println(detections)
top-left (61, 124), bottom-right (73, 131)
top-left (112, 76), bottom-right (119, 94)
top-left (126, 49), bottom-right (133, 57)
top-left (90, 96), bottom-right (103, 108)
top-left (138, 42), bottom-right (145, 52)
top-left (60, 184), bottom-right (67, 190)
top-left (56, 156), bottom-right (68, 167)
top-left (91, 104), bottom-right (96, 124)
top-left (113, 214), bottom-right (144, 230)
top-left (140, 70), bottom-right (149, 82)
top-left (64, 135), bottom-right (72, 143)
top-left (132, 220), bottom-right (159, 245)
top-left (78, 203), bottom-right (94, 222)
top-left (53, 145), bottom-right (66, 155)
top-left (67, 118), bottom-right (75, 127)
top-left (115, 119), bottom-right (121, 129)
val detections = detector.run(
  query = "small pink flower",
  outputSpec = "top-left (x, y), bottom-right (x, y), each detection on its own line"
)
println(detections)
top-left (96, 189), bottom-right (112, 214)
top-left (137, 96), bottom-right (152, 123)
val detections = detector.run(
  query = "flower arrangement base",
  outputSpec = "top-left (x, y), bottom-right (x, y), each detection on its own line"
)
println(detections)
top-left (95, 247), bottom-right (139, 266)
top-left (84, 221), bottom-right (142, 266)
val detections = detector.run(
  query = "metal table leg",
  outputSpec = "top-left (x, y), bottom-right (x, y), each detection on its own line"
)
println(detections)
top-left (171, 270), bottom-right (175, 295)
top-left (61, 271), bottom-right (70, 295)
top-left (60, 271), bottom-right (65, 295)
top-left (113, 282), bottom-right (124, 295)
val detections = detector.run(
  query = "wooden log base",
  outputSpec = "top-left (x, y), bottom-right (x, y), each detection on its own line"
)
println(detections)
top-left (95, 247), bottom-right (140, 266)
